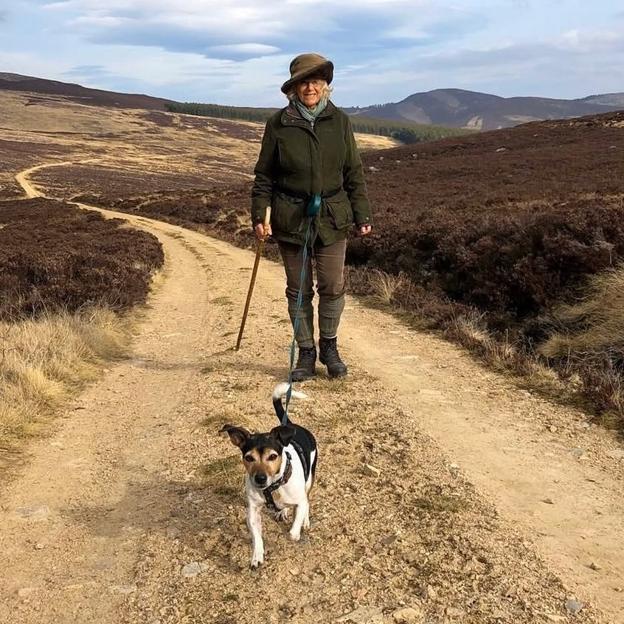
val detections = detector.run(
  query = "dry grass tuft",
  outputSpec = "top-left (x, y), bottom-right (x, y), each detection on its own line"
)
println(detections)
top-left (447, 311), bottom-right (562, 391)
top-left (369, 270), bottom-right (412, 306)
top-left (541, 266), bottom-right (624, 357)
top-left (0, 307), bottom-right (131, 446)
top-left (540, 266), bottom-right (624, 421)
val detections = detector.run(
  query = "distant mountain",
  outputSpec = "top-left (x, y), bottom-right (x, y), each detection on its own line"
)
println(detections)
top-left (344, 88), bottom-right (624, 130)
top-left (0, 72), bottom-right (172, 110)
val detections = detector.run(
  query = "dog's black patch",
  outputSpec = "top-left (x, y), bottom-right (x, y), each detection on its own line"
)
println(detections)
top-left (240, 433), bottom-right (283, 455)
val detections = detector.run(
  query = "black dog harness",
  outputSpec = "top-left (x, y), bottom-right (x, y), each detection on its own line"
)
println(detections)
top-left (262, 452), bottom-right (292, 513)
top-left (262, 441), bottom-right (313, 513)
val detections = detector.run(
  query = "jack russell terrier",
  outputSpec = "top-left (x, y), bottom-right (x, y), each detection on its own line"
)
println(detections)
top-left (221, 382), bottom-right (317, 569)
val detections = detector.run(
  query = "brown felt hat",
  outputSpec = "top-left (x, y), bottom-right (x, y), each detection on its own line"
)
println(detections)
top-left (281, 53), bottom-right (334, 94)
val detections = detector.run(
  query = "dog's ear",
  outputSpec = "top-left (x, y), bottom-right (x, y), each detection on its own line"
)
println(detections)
top-left (220, 424), bottom-right (251, 448)
top-left (269, 424), bottom-right (295, 447)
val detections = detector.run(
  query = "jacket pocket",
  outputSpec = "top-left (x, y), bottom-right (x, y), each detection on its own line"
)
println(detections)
top-left (272, 191), bottom-right (305, 235)
top-left (325, 192), bottom-right (353, 231)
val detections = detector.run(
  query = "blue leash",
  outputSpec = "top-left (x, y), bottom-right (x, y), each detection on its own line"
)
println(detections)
top-left (282, 194), bottom-right (321, 424)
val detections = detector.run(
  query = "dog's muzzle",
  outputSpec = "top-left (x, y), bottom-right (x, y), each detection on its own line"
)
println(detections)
top-left (253, 473), bottom-right (268, 487)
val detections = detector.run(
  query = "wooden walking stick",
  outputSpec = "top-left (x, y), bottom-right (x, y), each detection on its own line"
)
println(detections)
top-left (235, 207), bottom-right (271, 351)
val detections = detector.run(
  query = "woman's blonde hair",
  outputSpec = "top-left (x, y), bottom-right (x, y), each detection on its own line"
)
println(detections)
top-left (286, 80), bottom-right (333, 102)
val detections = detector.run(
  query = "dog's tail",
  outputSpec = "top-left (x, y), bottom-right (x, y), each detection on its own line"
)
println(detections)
top-left (272, 382), bottom-right (307, 423)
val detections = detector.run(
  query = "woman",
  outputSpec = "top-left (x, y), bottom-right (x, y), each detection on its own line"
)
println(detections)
top-left (251, 53), bottom-right (372, 380)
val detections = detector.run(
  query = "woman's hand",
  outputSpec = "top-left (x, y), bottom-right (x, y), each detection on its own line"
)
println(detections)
top-left (254, 223), bottom-right (273, 240)
top-left (358, 224), bottom-right (372, 236)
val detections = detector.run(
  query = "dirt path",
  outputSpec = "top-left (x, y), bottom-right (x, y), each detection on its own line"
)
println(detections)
top-left (2, 164), bottom-right (623, 623)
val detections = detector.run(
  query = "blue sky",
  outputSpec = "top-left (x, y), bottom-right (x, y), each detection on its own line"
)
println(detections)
top-left (1, 0), bottom-right (623, 107)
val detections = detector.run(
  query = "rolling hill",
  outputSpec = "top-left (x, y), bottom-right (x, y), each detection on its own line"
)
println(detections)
top-left (3, 72), bottom-right (623, 132)
top-left (344, 88), bottom-right (624, 130)
top-left (0, 72), bottom-right (172, 110)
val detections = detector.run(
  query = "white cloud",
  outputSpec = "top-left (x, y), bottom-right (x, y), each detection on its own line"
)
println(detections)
top-left (207, 43), bottom-right (280, 56)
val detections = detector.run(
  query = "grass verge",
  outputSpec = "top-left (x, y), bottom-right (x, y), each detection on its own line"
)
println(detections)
top-left (0, 307), bottom-right (132, 455)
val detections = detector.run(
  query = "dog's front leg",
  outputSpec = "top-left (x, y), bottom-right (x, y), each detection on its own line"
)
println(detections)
top-left (289, 498), bottom-right (309, 542)
top-left (247, 502), bottom-right (264, 568)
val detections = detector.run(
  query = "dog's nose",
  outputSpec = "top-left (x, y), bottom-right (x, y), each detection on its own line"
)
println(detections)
top-left (254, 473), bottom-right (268, 486)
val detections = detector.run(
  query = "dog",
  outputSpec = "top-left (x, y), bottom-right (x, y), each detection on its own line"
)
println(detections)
top-left (221, 382), bottom-right (317, 569)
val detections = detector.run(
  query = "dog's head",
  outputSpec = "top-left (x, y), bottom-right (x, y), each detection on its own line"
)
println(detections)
top-left (220, 424), bottom-right (295, 489)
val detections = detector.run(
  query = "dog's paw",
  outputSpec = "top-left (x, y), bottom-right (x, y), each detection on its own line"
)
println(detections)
top-left (250, 552), bottom-right (264, 569)
top-left (289, 529), bottom-right (301, 542)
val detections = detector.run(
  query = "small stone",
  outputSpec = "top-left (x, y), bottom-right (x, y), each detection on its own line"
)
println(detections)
top-left (549, 425), bottom-right (557, 433)
top-left (392, 606), bottom-right (424, 623)
top-left (15, 505), bottom-right (50, 520)
top-left (362, 463), bottom-right (381, 477)
top-left (34, 543), bottom-right (45, 550)
top-left (289, 567), bottom-right (300, 576)
top-left (181, 561), bottom-right (208, 578)
top-left (565, 598), bottom-right (584, 615)
top-left (445, 607), bottom-right (465, 618)
top-left (496, 147), bottom-right (507, 152)
top-left (541, 497), bottom-right (555, 505)
top-left (111, 584), bottom-right (137, 595)
top-left (426, 585), bottom-right (437, 600)
top-left (588, 561), bottom-right (601, 571)
top-left (336, 606), bottom-right (384, 623)
top-left (368, 166), bottom-right (379, 173)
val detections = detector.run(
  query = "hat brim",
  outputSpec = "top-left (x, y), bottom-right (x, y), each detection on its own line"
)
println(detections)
top-left (281, 60), bottom-right (334, 94)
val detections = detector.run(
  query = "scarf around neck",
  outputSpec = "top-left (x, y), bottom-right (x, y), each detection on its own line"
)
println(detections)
top-left (293, 96), bottom-right (329, 125)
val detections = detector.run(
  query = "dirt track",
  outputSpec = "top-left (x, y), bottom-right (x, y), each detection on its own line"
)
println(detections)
top-left (1, 164), bottom-right (624, 623)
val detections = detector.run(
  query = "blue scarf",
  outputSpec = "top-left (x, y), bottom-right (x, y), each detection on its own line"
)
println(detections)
top-left (294, 96), bottom-right (329, 126)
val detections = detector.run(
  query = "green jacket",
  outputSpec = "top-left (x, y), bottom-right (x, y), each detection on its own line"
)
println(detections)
top-left (251, 100), bottom-right (372, 246)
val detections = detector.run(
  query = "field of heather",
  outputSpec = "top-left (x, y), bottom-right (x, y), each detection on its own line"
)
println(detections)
top-left (0, 198), bottom-right (164, 319)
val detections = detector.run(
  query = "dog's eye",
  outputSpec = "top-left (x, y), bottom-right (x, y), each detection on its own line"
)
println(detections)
top-left (267, 453), bottom-right (279, 461)
top-left (243, 455), bottom-right (254, 463)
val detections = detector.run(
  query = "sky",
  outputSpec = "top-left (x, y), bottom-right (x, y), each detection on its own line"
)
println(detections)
top-left (0, 0), bottom-right (623, 107)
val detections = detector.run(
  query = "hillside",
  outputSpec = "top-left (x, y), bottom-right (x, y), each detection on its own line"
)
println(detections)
top-left (345, 88), bottom-right (624, 130)
top-left (0, 72), bottom-right (462, 144)
top-left (0, 88), bottom-right (395, 202)
top-left (4, 72), bottom-right (623, 134)
top-left (0, 72), bottom-right (172, 110)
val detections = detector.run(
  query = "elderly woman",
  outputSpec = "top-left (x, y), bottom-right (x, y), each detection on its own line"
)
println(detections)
top-left (251, 53), bottom-right (372, 380)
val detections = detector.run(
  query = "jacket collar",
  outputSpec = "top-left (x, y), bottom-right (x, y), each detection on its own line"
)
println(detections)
top-left (280, 100), bottom-right (336, 128)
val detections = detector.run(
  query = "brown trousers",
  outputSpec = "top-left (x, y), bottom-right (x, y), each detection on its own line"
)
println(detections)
top-left (278, 239), bottom-right (346, 348)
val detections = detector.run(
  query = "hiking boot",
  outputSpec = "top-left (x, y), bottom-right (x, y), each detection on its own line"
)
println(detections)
top-left (319, 337), bottom-right (347, 378)
top-left (291, 346), bottom-right (317, 381)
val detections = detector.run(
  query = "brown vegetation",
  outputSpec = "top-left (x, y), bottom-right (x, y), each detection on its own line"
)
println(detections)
top-left (0, 198), bottom-right (164, 319)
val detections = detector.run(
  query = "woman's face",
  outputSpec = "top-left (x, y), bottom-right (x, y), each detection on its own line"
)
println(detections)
top-left (296, 77), bottom-right (324, 108)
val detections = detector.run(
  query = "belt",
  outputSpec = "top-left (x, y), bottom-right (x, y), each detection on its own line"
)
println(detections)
top-left (275, 185), bottom-right (342, 201)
